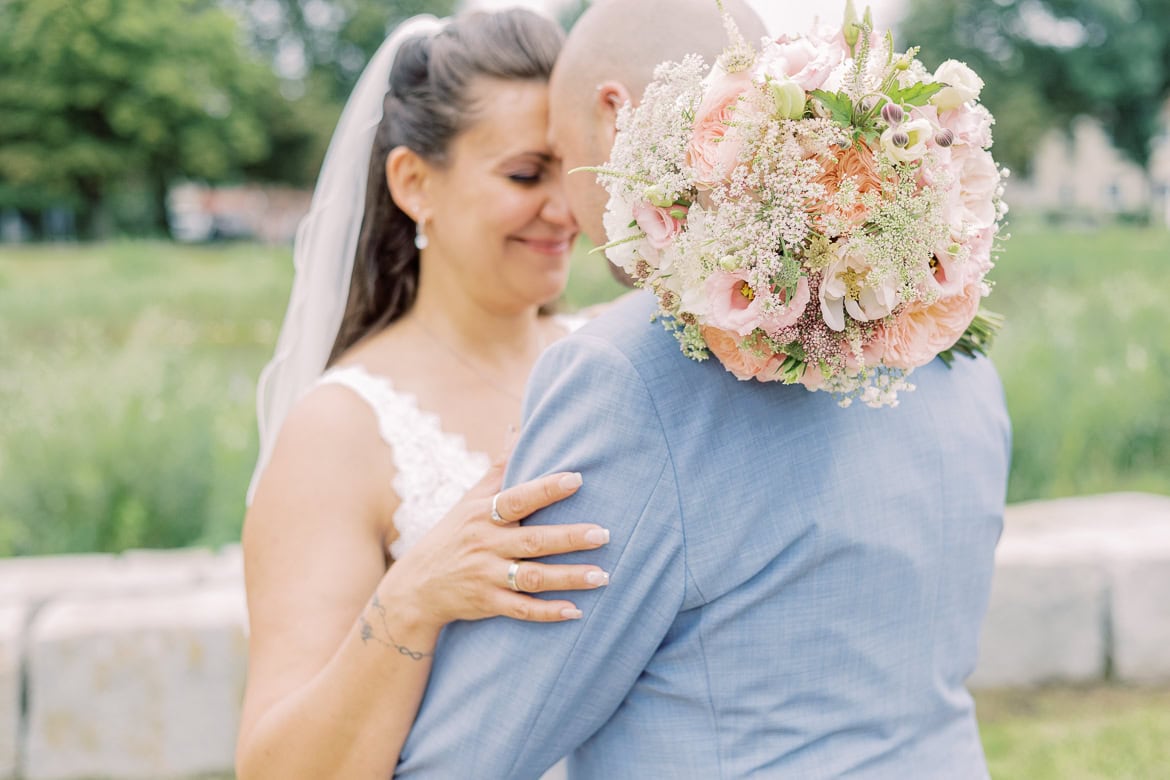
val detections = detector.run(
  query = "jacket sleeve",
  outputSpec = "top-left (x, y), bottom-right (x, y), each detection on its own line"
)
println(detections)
top-left (396, 334), bottom-right (686, 779)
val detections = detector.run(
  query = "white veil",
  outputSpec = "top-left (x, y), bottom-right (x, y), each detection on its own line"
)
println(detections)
top-left (248, 15), bottom-right (445, 506)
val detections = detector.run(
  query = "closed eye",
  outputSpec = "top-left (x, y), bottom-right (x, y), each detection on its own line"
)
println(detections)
top-left (508, 172), bottom-right (543, 185)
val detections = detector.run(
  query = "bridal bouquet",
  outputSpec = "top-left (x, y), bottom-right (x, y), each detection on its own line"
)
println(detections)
top-left (590, 2), bottom-right (1007, 407)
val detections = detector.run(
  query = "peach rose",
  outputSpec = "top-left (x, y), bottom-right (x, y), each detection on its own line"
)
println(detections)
top-left (687, 69), bottom-right (751, 189)
top-left (799, 362), bottom-right (825, 390)
top-left (875, 282), bottom-right (983, 370)
top-left (812, 144), bottom-right (886, 227)
top-left (633, 201), bottom-right (687, 250)
top-left (702, 326), bottom-right (782, 381)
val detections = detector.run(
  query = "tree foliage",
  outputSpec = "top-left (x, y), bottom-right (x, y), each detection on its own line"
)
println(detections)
top-left (240, 0), bottom-right (458, 102)
top-left (899, 0), bottom-right (1170, 174)
top-left (0, 0), bottom-right (301, 235)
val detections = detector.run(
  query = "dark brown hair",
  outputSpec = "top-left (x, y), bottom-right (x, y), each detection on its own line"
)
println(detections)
top-left (327, 10), bottom-right (565, 365)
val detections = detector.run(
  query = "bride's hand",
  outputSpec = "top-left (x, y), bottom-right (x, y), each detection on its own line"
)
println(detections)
top-left (382, 457), bottom-right (609, 627)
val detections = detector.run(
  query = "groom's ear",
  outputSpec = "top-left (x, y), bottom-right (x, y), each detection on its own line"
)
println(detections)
top-left (385, 146), bottom-right (431, 222)
top-left (594, 81), bottom-right (632, 146)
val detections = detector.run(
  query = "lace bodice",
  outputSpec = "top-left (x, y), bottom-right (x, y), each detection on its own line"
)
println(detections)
top-left (316, 365), bottom-right (493, 561)
top-left (315, 316), bottom-right (586, 561)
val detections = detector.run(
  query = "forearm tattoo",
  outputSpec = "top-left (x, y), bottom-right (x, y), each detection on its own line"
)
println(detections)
top-left (359, 594), bottom-right (434, 661)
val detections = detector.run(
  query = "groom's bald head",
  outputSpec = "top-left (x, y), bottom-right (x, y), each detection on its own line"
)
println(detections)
top-left (550, 0), bottom-right (767, 248)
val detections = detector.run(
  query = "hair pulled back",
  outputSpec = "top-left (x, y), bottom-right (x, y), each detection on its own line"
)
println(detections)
top-left (328, 9), bottom-right (564, 364)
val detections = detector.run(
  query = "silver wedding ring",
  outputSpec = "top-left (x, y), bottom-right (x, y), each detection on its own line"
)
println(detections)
top-left (490, 492), bottom-right (508, 525)
top-left (507, 561), bottom-right (522, 592)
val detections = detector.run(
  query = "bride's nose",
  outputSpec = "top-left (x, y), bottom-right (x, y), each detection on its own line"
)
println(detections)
top-left (540, 181), bottom-right (578, 230)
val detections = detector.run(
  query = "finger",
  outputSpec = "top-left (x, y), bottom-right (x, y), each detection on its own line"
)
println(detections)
top-left (507, 561), bottom-right (610, 594)
top-left (492, 471), bottom-right (584, 524)
top-left (494, 592), bottom-right (584, 623)
top-left (498, 523), bottom-right (610, 559)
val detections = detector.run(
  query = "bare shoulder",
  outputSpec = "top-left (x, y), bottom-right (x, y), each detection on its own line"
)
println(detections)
top-left (247, 381), bottom-right (398, 546)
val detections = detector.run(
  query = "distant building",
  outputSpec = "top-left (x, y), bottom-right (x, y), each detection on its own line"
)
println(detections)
top-left (167, 183), bottom-right (311, 244)
top-left (1007, 102), bottom-right (1170, 225)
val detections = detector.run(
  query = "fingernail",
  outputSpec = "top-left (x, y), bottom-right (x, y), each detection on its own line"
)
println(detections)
top-left (559, 472), bottom-right (583, 490)
top-left (584, 528), bottom-right (610, 545)
top-left (586, 570), bottom-right (610, 587)
top-left (561, 608), bottom-right (583, 620)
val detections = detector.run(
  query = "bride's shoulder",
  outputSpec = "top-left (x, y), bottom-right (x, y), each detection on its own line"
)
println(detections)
top-left (257, 374), bottom-right (397, 502)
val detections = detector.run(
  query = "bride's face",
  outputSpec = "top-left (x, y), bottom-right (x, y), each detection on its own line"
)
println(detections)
top-left (421, 78), bottom-right (578, 313)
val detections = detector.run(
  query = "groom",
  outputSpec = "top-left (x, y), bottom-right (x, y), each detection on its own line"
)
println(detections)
top-left (397, 0), bottom-right (1011, 777)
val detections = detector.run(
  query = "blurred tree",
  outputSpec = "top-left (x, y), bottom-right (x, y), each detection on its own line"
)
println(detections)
top-left (899, 0), bottom-right (1170, 175)
top-left (239, 0), bottom-right (458, 102)
top-left (0, 0), bottom-right (299, 237)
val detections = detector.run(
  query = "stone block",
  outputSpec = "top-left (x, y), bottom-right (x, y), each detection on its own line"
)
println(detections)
top-left (24, 586), bottom-right (247, 780)
top-left (1112, 556), bottom-right (1170, 683)
top-left (0, 552), bottom-right (201, 608)
top-left (971, 556), bottom-right (1108, 688)
top-left (0, 603), bottom-right (25, 780)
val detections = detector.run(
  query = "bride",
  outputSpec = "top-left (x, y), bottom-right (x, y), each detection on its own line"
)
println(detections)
top-left (236, 10), bottom-right (611, 778)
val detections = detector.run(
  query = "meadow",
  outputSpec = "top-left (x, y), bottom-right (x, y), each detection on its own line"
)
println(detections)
top-left (0, 226), bottom-right (1168, 774)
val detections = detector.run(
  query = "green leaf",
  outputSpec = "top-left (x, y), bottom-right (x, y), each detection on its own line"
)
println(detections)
top-left (811, 89), bottom-right (855, 126)
top-left (889, 82), bottom-right (944, 107)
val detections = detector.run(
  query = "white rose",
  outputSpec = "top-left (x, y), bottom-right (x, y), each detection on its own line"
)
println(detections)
top-left (819, 242), bottom-right (899, 332)
top-left (602, 196), bottom-right (643, 274)
top-left (931, 60), bottom-right (984, 112)
top-left (881, 118), bottom-right (934, 164)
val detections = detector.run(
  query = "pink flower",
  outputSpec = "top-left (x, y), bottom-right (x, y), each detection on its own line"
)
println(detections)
top-left (966, 225), bottom-right (996, 277)
top-left (687, 69), bottom-right (752, 189)
top-left (761, 28), bottom-right (848, 92)
top-left (705, 270), bottom-right (766, 336)
top-left (761, 276), bottom-right (812, 335)
top-left (633, 201), bottom-right (687, 250)
top-left (930, 225), bottom-right (994, 298)
top-left (952, 145), bottom-right (1000, 230)
top-left (702, 327), bottom-right (784, 382)
top-left (874, 282), bottom-right (983, 370)
top-left (937, 103), bottom-right (994, 149)
top-left (928, 244), bottom-right (971, 298)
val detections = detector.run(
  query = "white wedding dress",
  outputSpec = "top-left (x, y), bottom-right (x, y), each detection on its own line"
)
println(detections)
top-left (311, 316), bottom-right (585, 562)
top-left (311, 317), bottom-right (583, 780)
top-left (316, 363), bottom-right (495, 561)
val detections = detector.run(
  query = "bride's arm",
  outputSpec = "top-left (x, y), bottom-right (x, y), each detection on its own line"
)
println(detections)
top-left (235, 386), bottom-right (610, 780)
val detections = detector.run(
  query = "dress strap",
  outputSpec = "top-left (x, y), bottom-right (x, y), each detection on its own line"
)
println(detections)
top-left (316, 365), bottom-right (407, 450)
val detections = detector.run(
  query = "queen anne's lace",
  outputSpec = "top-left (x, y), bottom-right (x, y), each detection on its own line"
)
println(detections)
top-left (317, 365), bottom-right (492, 561)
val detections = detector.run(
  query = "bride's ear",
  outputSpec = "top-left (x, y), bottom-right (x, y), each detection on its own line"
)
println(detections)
top-left (386, 146), bottom-right (431, 222)
top-left (595, 81), bottom-right (632, 145)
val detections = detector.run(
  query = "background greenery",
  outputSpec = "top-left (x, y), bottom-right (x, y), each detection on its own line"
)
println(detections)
top-left (976, 686), bottom-right (1170, 778)
top-left (1, 224), bottom-right (1167, 556)
top-left (3, 0), bottom-right (1169, 236)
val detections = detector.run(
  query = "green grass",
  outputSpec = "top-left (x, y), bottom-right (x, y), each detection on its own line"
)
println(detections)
top-left (988, 227), bottom-right (1170, 501)
top-left (976, 687), bottom-right (1170, 779)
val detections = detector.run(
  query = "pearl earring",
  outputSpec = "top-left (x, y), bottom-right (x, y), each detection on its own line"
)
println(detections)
top-left (414, 219), bottom-right (429, 251)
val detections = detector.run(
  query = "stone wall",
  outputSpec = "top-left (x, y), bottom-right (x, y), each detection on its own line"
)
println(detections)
top-left (1, 493), bottom-right (1168, 779)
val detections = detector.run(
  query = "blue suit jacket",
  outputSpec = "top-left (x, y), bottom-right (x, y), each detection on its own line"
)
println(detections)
top-left (397, 292), bottom-right (1010, 779)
